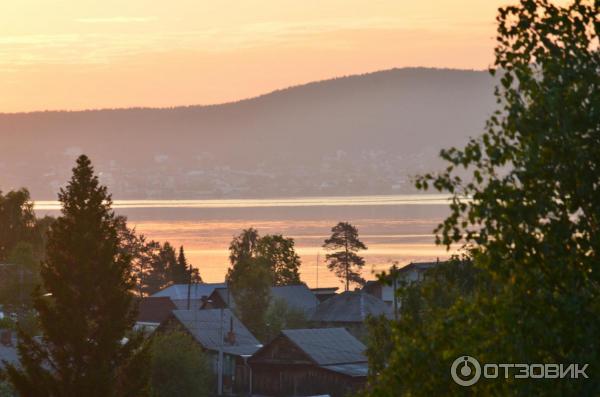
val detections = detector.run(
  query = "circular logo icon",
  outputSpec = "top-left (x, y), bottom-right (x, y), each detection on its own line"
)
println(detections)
top-left (451, 356), bottom-right (481, 386)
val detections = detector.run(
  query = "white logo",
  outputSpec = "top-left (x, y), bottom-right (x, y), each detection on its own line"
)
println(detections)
top-left (451, 356), bottom-right (589, 386)
top-left (451, 356), bottom-right (481, 386)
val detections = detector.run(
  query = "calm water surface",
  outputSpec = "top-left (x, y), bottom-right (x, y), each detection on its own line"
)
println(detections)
top-left (35, 195), bottom-right (458, 288)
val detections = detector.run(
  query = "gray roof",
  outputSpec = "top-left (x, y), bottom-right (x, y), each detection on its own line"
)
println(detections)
top-left (271, 285), bottom-right (319, 315)
top-left (172, 309), bottom-right (261, 356)
top-left (152, 283), bottom-right (227, 301)
top-left (311, 291), bottom-right (391, 323)
top-left (399, 261), bottom-right (439, 273)
top-left (321, 362), bottom-right (369, 377)
top-left (211, 285), bottom-right (319, 315)
top-left (282, 328), bottom-right (366, 365)
top-left (0, 342), bottom-right (18, 369)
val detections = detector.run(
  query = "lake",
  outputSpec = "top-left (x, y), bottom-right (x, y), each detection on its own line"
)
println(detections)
top-left (35, 194), bottom-right (457, 289)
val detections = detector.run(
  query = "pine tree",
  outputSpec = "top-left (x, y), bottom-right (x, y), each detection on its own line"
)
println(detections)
top-left (323, 222), bottom-right (367, 291)
top-left (4, 155), bottom-right (148, 397)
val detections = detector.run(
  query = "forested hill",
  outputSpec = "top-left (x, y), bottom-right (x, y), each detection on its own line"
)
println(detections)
top-left (0, 68), bottom-right (495, 199)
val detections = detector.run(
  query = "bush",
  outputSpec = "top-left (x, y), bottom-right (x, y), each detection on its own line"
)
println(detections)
top-left (149, 331), bottom-right (213, 397)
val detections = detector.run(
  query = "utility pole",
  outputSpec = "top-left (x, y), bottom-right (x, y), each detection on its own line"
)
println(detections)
top-left (391, 263), bottom-right (399, 321)
top-left (186, 262), bottom-right (192, 310)
top-left (316, 252), bottom-right (319, 289)
top-left (218, 307), bottom-right (224, 396)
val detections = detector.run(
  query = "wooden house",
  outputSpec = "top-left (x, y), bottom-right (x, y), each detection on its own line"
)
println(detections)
top-left (310, 291), bottom-right (391, 340)
top-left (160, 308), bottom-right (262, 395)
top-left (249, 328), bottom-right (368, 397)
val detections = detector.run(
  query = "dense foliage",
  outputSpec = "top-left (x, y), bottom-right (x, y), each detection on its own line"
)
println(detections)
top-left (256, 234), bottom-right (302, 286)
top-left (367, 1), bottom-right (600, 395)
top-left (119, 223), bottom-right (201, 297)
top-left (226, 228), bottom-right (305, 340)
top-left (0, 190), bottom-right (53, 314)
top-left (264, 298), bottom-right (308, 342)
top-left (229, 228), bottom-right (302, 285)
top-left (148, 331), bottom-right (212, 397)
top-left (0, 189), bottom-right (37, 262)
top-left (226, 255), bottom-right (272, 341)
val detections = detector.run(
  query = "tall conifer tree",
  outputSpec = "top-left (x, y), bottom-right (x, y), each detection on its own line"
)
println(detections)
top-left (173, 246), bottom-right (190, 284)
top-left (4, 155), bottom-right (148, 397)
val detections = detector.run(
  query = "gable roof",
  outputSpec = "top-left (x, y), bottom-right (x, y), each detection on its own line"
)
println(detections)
top-left (137, 297), bottom-right (177, 324)
top-left (211, 288), bottom-right (232, 307)
top-left (281, 328), bottom-right (366, 365)
top-left (311, 291), bottom-right (391, 323)
top-left (171, 308), bottom-right (261, 356)
top-left (271, 285), bottom-right (319, 315)
top-left (399, 261), bottom-right (439, 274)
top-left (321, 362), bottom-right (369, 377)
top-left (204, 285), bottom-right (319, 315)
top-left (152, 283), bottom-right (227, 301)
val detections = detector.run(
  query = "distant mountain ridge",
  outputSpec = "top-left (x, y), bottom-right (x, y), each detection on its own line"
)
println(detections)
top-left (0, 68), bottom-right (496, 199)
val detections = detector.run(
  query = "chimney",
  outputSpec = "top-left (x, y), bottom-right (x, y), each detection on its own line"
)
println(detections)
top-left (225, 316), bottom-right (236, 345)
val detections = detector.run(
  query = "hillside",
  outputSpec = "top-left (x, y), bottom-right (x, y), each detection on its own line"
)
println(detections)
top-left (0, 68), bottom-right (496, 199)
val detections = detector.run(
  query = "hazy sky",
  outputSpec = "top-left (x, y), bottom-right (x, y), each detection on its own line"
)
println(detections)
top-left (0, 1), bottom-right (568, 113)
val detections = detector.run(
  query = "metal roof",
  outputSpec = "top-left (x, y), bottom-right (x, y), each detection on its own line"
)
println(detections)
top-left (282, 328), bottom-right (366, 366)
top-left (399, 261), bottom-right (439, 273)
top-left (310, 291), bottom-right (391, 323)
top-left (172, 308), bottom-right (261, 356)
top-left (271, 285), bottom-right (319, 315)
top-left (210, 285), bottom-right (319, 315)
top-left (321, 362), bottom-right (369, 377)
top-left (152, 283), bottom-right (227, 300)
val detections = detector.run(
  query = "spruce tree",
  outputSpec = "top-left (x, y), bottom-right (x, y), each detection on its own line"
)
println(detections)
top-left (4, 155), bottom-right (148, 397)
top-left (173, 246), bottom-right (190, 284)
top-left (323, 222), bottom-right (367, 291)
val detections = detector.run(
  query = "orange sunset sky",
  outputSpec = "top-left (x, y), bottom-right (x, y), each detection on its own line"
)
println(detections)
top-left (1, 0), bottom-right (570, 113)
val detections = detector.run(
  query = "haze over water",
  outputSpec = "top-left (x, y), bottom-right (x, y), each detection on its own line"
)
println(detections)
top-left (35, 194), bottom-right (456, 289)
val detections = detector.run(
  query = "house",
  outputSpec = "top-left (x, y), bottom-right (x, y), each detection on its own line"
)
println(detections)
top-left (310, 291), bottom-right (391, 339)
top-left (363, 261), bottom-right (440, 307)
top-left (160, 308), bottom-right (262, 395)
top-left (202, 284), bottom-right (319, 317)
top-left (135, 296), bottom-right (177, 332)
top-left (151, 282), bottom-right (227, 309)
top-left (249, 328), bottom-right (368, 397)
top-left (310, 287), bottom-right (338, 302)
top-left (398, 261), bottom-right (439, 283)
